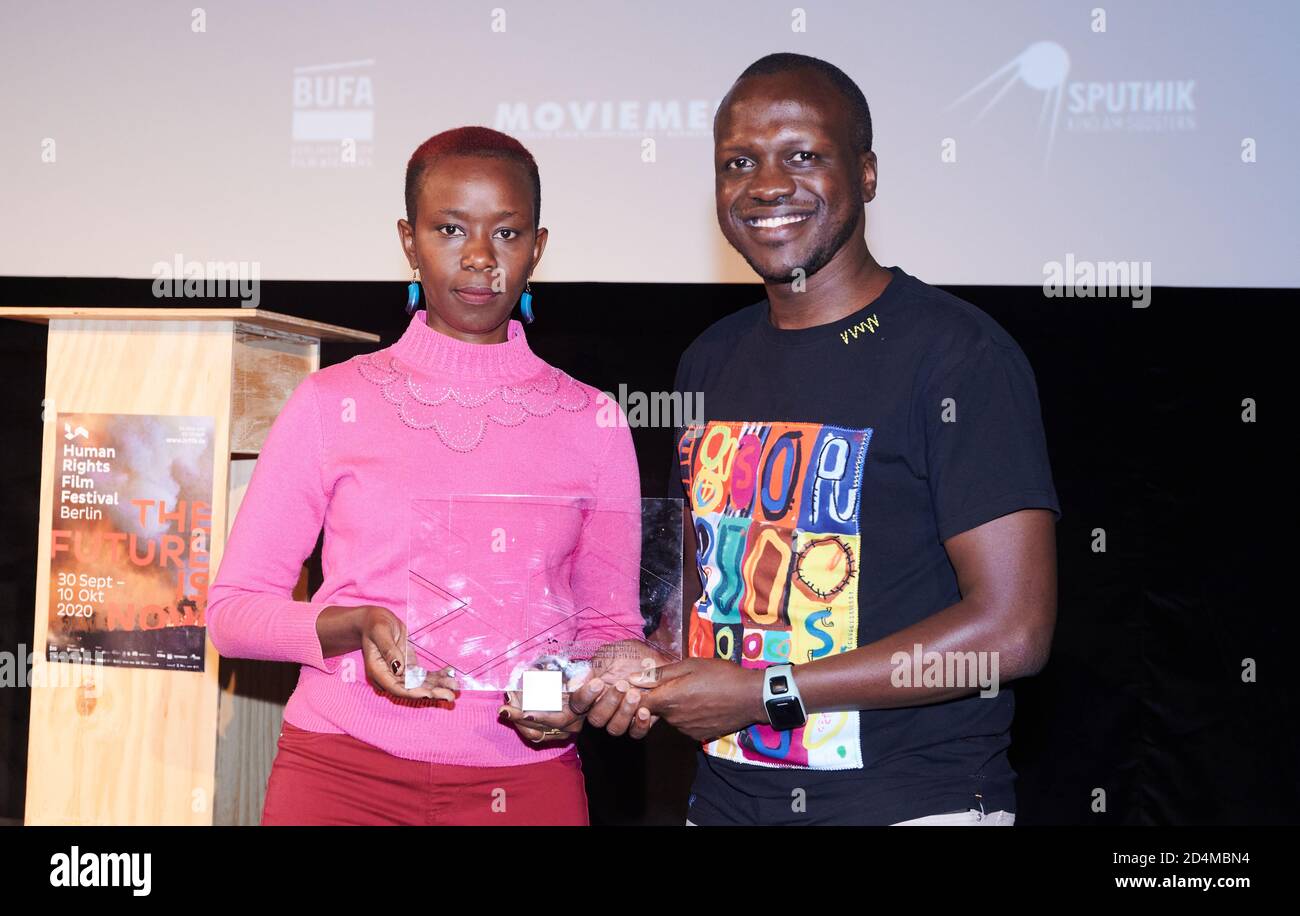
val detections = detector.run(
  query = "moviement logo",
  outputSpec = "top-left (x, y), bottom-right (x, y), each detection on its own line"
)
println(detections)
top-left (495, 99), bottom-right (720, 139)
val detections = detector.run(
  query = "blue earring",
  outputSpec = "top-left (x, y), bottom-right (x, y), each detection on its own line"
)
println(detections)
top-left (406, 268), bottom-right (420, 315)
top-left (520, 281), bottom-right (534, 323)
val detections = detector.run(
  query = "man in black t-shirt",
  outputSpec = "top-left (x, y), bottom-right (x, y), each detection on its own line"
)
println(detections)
top-left (572, 53), bottom-right (1061, 825)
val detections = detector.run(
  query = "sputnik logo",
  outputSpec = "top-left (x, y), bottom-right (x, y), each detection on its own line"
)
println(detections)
top-left (949, 41), bottom-right (1071, 168)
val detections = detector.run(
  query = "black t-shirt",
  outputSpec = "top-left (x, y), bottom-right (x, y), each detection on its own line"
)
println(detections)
top-left (669, 265), bottom-right (1061, 825)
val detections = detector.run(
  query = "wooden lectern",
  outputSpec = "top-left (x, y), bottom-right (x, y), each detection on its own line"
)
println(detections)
top-left (0, 307), bottom-right (377, 825)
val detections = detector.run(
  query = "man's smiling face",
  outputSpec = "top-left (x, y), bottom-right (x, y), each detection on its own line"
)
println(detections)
top-left (713, 70), bottom-right (873, 284)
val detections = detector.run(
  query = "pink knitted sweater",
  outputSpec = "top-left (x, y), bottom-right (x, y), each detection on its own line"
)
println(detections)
top-left (207, 312), bottom-right (640, 766)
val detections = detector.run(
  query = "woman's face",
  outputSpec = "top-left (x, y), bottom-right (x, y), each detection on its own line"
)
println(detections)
top-left (397, 154), bottom-right (546, 343)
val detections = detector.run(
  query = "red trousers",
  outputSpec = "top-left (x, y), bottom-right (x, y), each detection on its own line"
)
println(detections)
top-left (261, 721), bottom-right (590, 826)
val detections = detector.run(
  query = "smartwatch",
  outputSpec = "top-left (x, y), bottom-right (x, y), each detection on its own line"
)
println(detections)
top-left (763, 664), bottom-right (807, 731)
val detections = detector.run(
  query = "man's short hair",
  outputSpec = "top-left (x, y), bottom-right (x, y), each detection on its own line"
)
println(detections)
top-left (731, 52), bottom-right (873, 154)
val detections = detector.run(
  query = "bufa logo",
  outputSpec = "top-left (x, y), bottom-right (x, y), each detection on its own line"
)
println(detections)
top-left (292, 58), bottom-right (375, 142)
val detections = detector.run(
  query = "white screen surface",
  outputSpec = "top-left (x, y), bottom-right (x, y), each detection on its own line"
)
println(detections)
top-left (1, 0), bottom-right (1295, 286)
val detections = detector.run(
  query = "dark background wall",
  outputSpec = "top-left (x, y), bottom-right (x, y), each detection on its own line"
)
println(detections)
top-left (1, 276), bottom-right (1293, 824)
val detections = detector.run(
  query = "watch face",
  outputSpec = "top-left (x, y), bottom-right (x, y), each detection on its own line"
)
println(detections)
top-left (767, 696), bottom-right (805, 731)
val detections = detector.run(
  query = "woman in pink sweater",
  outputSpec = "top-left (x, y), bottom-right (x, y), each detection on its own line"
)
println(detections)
top-left (206, 127), bottom-right (648, 825)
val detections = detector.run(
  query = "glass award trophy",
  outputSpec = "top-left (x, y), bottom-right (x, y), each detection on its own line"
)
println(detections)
top-left (403, 495), bottom-right (683, 712)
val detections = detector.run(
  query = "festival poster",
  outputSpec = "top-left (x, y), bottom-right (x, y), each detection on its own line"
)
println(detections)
top-left (46, 413), bottom-right (215, 672)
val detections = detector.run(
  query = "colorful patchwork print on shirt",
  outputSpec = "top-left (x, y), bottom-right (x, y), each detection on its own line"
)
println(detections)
top-left (677, 420), bottom-right (872, 770)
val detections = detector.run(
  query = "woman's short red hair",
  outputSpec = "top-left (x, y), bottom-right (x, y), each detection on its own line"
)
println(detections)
top-left (404, 126), bottom-right (541, 228)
